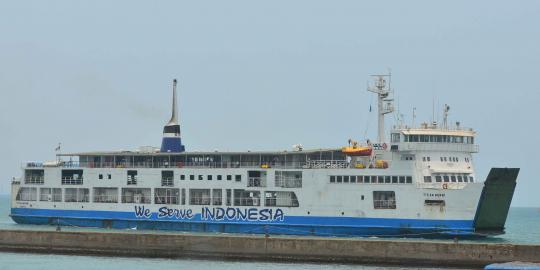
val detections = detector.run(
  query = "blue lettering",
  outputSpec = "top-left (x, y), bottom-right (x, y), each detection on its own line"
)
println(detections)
top-left (236, 208), bottom-right (247, 220)
top-left (215, 208), bottom-right (225, 220)
top-left (274, 208), bottom-right (284, 221)
top-left (226, 208), bottom-right (236, 220)
top-left (134, 206), bottom-right (151, 218)
top-left (248, 208), bottom-right (258, 220)
top-left (158, 207), bottom-right (168, 218)
top-left (259, 209), bottom-right (270, 221)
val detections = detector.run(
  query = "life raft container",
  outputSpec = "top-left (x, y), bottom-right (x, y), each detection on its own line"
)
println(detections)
top-left (341, 146), bottom-right (373, 156)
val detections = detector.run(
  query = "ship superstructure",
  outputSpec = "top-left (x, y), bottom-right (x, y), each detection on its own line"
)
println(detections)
top-left (10, 75), bottom-right (519, 238)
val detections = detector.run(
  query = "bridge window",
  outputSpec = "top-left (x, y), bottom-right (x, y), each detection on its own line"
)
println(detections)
top-left (391, 133), bottom-right (400, 143)
top-left (93, 187), bottom-right (118, 203)
top-left (392, 176), bottom-right (398, 183)
top-left (235, 175), bottom-right (242, 182)
top-left (121, 188), bottom-right (151, 204)
top-left (451, 176), bottom-right (457, 182)
top-left (155, 188), bottom-right (179, 205)
top-left (25, 169), bottom-right (44, 185)
top-left (424, 176), bottom-right (432, 183)
top-left (399, 176), bottom-right (405, 183)
top-left (234, 189), bottom-right (260, 206)
top-left (65, 188), bottom-right (89, 202)
top-left (330, 176), bottom-right (336, 183)
top-left (406, 176), bottom-right (413, 183)
top-left (16, 187), bottom-right (37, 201)
top-left (443, 175), bottom-right (450, 182)
top-left (435, 175), bottom-right (442, 182)
top-left (469, 176), bottom-right (475, 182)
top-left (373, 191), bottom-right (396, 209)
top-left (265, 191), bottom-right (299, 207)
top-left (350, 176), bottom-right (357, 183)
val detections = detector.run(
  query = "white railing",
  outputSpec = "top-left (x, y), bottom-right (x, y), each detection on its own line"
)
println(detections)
top-left (93, 195), bottom-right (118, 203)
top-left (24, 177), bottom-right (44, 184)
top-left (305, 160), bottom-right (349, 169)
top-left (265, 198), bottom-right (299, 207)
top-left (373, 200), bottom-right (396, 209)
top-left (61, 177), bottom-right (83, 185)
top-left (121, 195), bottom-right (151, 204)
top-left (247, 177), bottom-right (266, 187)
top-left (62, 160), bottom-right (351, 170)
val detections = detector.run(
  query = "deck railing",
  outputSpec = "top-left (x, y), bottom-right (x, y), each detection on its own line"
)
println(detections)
top-left (25, 160), bottom-right (351, 170)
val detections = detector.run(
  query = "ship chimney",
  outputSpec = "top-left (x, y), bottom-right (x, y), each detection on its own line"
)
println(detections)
top-left (160, 79), bottom-right (186, 153)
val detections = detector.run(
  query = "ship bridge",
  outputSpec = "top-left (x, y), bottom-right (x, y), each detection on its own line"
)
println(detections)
top-left (389, 126), bottom-right (478, 153)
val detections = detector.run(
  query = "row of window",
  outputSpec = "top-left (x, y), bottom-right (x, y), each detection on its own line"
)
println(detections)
top-left (18, 187), bottom-right (402, 211)
top-left (27, 169), bottom-right (304, 189)
top-left (399, 134), bottom-right (474, 144)
top-left (423, 174), bottom-right (474, 183)
top-left (15, 187), bottom-right (300, 207)
top-left (421, 156), bottom-right (471, 163)
top-left (330, 175), bottom-right (413, 184)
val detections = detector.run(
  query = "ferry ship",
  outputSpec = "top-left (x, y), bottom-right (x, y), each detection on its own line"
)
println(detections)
top-left (10, 75), bottom-right (519, 238)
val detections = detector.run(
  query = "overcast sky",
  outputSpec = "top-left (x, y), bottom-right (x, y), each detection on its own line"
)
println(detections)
top-left (1, 1), bottom-right (539, 206)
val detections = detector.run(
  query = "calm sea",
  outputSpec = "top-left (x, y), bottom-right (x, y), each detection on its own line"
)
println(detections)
top-left (0, 194), bottom-right (538, 270)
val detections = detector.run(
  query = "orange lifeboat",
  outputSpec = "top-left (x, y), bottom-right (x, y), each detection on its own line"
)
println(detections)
top-left (342, 146), bottom-right (373, 156)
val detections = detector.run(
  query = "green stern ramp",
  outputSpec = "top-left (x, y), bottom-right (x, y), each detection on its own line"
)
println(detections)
top-left (473, 168), bottom-right (519, 234)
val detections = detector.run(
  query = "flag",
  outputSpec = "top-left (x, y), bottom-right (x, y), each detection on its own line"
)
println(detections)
top-left (55, 143), bottom-right (61, 151)
top-left (369, 105), bottom-right (372, 112)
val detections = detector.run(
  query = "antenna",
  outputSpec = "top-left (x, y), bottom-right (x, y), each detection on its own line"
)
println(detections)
top-left (367, 72), bottom-right (394, 142)
top-left (412, 107), bottom-right (416, 128)
top-left (443, 104), bottom-right (450, 129)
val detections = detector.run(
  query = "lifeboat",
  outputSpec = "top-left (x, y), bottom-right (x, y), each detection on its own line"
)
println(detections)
top-left (341, 146), bottom-right (372, 156)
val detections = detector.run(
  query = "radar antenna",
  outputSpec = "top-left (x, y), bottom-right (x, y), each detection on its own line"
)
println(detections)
top-left (443, 104), bottom-right (450, 129)
top-left (367, 73), bottom-right (394, 143)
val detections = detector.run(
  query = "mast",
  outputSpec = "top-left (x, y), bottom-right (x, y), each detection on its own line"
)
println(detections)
top-left (367, 73), bottom-right (394, 143)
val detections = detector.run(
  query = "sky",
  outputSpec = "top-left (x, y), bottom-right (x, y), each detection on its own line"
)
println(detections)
top-left (0, 1), bottom-right (539, 206)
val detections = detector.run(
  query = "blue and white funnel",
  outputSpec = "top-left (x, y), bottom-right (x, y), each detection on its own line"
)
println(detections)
top-left (160, 79), bottom-right (185, 152)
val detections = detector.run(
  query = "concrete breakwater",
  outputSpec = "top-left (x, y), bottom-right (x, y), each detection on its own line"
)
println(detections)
top-left (0, 229), bottom-right (539, 267)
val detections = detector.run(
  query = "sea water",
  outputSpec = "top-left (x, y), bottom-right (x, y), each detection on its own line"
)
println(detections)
top-left (0, 194), bottom-right (539, 270)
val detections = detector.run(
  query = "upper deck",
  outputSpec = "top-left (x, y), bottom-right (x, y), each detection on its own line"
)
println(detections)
top-left (30, 148), bottom-right (350, 170)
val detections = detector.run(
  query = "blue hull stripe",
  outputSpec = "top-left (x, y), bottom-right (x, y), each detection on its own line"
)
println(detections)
top-left (10, 208), bottom-right (476, 238)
